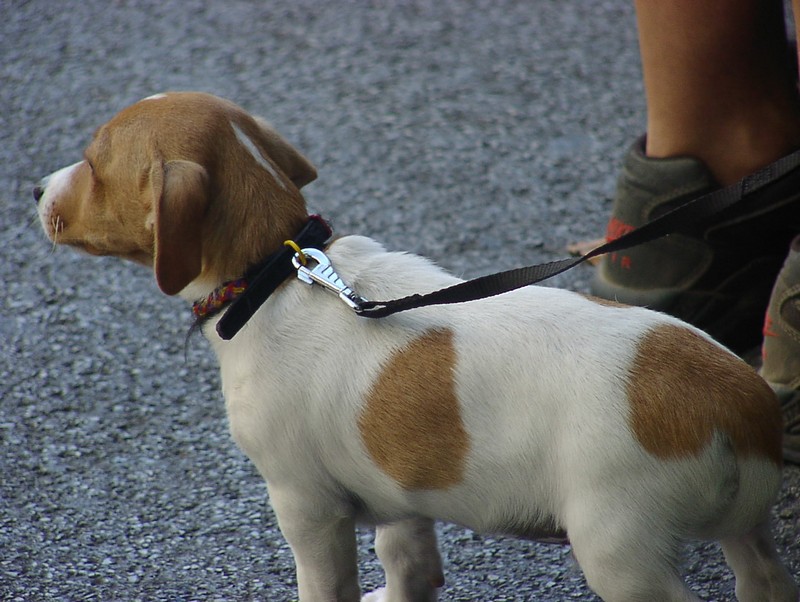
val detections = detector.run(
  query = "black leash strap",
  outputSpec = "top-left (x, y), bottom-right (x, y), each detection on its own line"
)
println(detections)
top-left (357, 149), bottom-right (800, 319)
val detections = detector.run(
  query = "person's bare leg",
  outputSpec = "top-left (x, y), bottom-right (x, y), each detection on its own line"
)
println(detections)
top-left (635, 0), bottom-right (800, 185)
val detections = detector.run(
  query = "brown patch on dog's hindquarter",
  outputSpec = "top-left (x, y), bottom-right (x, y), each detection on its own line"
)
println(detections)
top-left (359, 329), bottom-right (470, 490)
top-left (580, 293), bottom-right (630, 308)
top-left (627, 324), bottom-right (782, 464)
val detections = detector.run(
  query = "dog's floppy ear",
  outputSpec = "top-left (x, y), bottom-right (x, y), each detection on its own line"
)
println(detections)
top-left (252, 116), bottom-right (317, 189)
top-left (151, 160), bottom-right (210, 296)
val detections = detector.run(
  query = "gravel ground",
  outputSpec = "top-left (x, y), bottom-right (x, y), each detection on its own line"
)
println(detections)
top-left (2, 1), bottom-right (798, 600)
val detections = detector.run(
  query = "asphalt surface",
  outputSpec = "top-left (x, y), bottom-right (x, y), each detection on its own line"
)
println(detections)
top-left (2, 1), bottom-right (798, 600)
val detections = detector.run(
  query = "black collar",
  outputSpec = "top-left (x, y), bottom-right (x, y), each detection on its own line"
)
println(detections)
top-left (193, 215), bottom-right (332, 340)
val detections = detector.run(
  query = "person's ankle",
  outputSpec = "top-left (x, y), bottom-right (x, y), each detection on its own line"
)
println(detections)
top-left (646, 111), bottom-right (800, 185)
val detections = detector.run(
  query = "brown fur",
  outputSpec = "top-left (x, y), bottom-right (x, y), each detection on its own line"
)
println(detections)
top-left (580, 293), bottom-right (629, 308)
top-left (359, 329), bottom-right (470, 490)
top-left (627, 324), bottom-right (783, 464)
top-left (47, 92), bottom-right (316, 294)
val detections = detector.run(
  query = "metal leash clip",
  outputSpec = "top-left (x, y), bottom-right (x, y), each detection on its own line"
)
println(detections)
top-left (291, 247), bottom-right (366, 312)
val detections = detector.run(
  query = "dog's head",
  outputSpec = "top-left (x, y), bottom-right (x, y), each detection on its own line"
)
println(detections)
top-left (34, 92), bottom-right (316, 296)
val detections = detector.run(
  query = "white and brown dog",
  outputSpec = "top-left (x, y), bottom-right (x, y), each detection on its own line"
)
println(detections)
top-left (35, 92), bottom-right (798, 601)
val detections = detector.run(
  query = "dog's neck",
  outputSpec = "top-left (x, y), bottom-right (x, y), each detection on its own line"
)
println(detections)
top-left (190, 214), bottom-right (332, 339)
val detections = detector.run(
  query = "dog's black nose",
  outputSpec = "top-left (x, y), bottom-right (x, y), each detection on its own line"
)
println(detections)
top-left (33, 185), bottom-right (44, 203)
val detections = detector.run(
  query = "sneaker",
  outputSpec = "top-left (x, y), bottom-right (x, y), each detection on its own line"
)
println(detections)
top-left (760, 236), bottom-right (800, 465)
top-left (591, 137), bottom-right (800, 353)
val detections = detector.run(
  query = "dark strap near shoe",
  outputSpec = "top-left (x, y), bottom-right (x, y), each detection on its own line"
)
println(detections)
top-left (356, 149), bottom-right (800, 319)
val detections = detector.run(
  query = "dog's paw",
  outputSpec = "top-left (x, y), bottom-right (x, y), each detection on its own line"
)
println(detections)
top-left (361, 587), bottom-right (387, 602)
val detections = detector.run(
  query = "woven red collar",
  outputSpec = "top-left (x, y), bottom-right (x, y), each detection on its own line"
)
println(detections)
top-left (192, 279), bottom-right (248, 320)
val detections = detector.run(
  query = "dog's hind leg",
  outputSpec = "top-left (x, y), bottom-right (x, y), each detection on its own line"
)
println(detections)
top-left (567, 509), bottom-right (701, 602)
top-left (362, 518), bottom-right (443, 602)
top-left (720, 521), bottom-right (798, 602)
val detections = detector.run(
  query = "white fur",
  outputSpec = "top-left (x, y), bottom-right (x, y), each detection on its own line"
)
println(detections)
top-left (37, 161), bottom-right (82, 235)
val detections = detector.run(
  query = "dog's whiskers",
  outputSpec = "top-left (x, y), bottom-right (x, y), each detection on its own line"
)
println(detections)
top-left (50, 215), bottom-right (62, 252)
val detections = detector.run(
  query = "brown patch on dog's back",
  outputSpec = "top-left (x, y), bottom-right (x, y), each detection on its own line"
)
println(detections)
top-left (359, 329), bottom-right (470, 490)
top-left (627, 324), bottom-right (782, 464)
top-left (580, 293), bottom-right (630, 308)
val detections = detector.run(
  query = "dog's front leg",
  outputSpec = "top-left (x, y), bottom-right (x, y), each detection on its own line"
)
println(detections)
top-left (362, 518), bottom-right (443, 602)
top-left (269, 486), bottom-right (361, 602)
